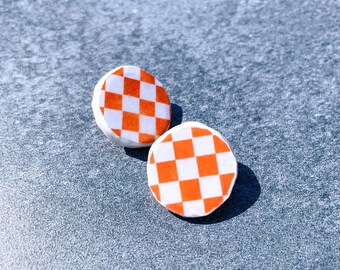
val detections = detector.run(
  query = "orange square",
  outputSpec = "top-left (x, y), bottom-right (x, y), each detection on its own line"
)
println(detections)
top-left (196, 154), bottom-right (219, 177)
top-left (163, 134), bottom-right (172, 142)
top-left (139, 133), bottom-right (155, 144)
top-left (150, 185), bottom-right (160, 201)
top-left (173, 139), bottom-right (195, 159)
top-left (101, 80), bottom-right (106, 90)
top-left (156, 118), bottom-right (170, 135)
top-left (140, 70), bottom-right (155, 84)
top-left (213, 135), bottom-right (230, 153)
top-left (191, 127), bottom-right (212, 137)
top-left (204, 196), bottom-right (223, 213)
top-left (111, 129), bottom-right (121, 136)
top-left (104, 92), bottom-right (122, 110)
top-left (113, 67), bottom-right (124, 76)
top-left (140, 99), bottom-right (155, 116)
top-left (220, 173), bottom-right (235, 195)
top-left (149, 153), bottom-right (155, 164)
top-left (122, 112), bottom-right (139, 132)
top-left (166, 203), bottom-right (184, 216)
top-left (156, 160), bottom-right (178, 183)
top-left (124, 77), bottom-right (140, 98)
top-left (180, 179), bottom-right (202, 201)
top-left (156, 86), bottom-right (169, 104)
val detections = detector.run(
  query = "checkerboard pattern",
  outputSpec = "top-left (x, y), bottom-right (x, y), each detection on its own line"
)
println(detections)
top-left (147, 126), bottom-right (237, 217)
top-left (98, 66), bottom-right (171, 144)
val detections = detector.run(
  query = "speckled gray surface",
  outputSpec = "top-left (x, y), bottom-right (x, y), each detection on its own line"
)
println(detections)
top-left (0, 0), bottom-right (339, 269)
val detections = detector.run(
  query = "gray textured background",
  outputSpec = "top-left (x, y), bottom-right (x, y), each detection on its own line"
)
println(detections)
top-left (0, 0), bottom-right (339, 269)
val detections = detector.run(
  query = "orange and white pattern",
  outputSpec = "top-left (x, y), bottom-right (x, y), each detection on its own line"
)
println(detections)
top-left (92, 66), bottom-right (171, 148)
top-left (147, 122), bottom-right (237, 218)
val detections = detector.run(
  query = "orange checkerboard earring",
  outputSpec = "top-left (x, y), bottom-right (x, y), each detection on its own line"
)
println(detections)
top-left (92, 66), bottom-right (171, 148)
top-left (147, 122), bottom-right (238, 218)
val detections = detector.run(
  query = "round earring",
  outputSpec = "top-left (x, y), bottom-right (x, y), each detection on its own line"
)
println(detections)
top-left (92, 66), bottom-right (171, 148)
top-left (147, 122), bottom-right (237, 218)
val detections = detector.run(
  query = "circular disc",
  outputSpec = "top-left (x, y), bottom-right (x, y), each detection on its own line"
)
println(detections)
top-left (147, 122), bottom-right (238, 218)
top-left (92, 66), bottom-right (171, 148)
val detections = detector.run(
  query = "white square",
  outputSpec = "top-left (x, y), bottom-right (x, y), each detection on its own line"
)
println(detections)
top-left (106, 75), bottom-right (124, 94)
top-left (147, 163), bottom-right (159, 185)
top-left (99, 90), bottom-right (105, 107)
top-left (172, 127), bottom-right (192, 141)
top-left (199, 175), bottom-right (222, 199)
top-left (123, 66), bottom-right (140, 80)
top-left (176, 158), bottom-right (199, 180)
top-left (158, 182), bottom-right (182, 204)
top-left (122, 95), bottom-right (139, 113)
top-left (192, 135), bottom-right (215, 156)
top-left (121, 130), bottom-right (139, 142)
top-left (140, 82), bottom-right (156, 101)
top-left (139, 115), bottom-right (156, 135)
top-left (153, 142), bottom-right (175, 162)
top-left (104, 109), bottom-right (122, 129)
top-left (155, 103), bottom-right (170, 119)
top-left (183, 200), bottom-right (205, 217)
top-left (216, 152), bottom-right (237, 174)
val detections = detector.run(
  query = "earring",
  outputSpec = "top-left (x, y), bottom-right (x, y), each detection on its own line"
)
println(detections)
top-left (92, 66), bottom-right (171, 148)
top-left (147, 122), bottom-right (237, 218)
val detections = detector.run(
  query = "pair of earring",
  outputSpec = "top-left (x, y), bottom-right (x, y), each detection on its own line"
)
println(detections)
top-left (92, 66), bottom-right (237, 218)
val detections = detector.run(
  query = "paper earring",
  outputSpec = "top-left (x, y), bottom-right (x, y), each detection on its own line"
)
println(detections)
top-left (92, 66), bottom-right (171, 148)
top-left (147, 122), bottom-right (237, 218)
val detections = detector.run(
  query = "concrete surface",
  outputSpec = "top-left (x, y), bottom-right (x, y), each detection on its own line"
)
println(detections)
top-left (0, 0), bottom-right (339, 269)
